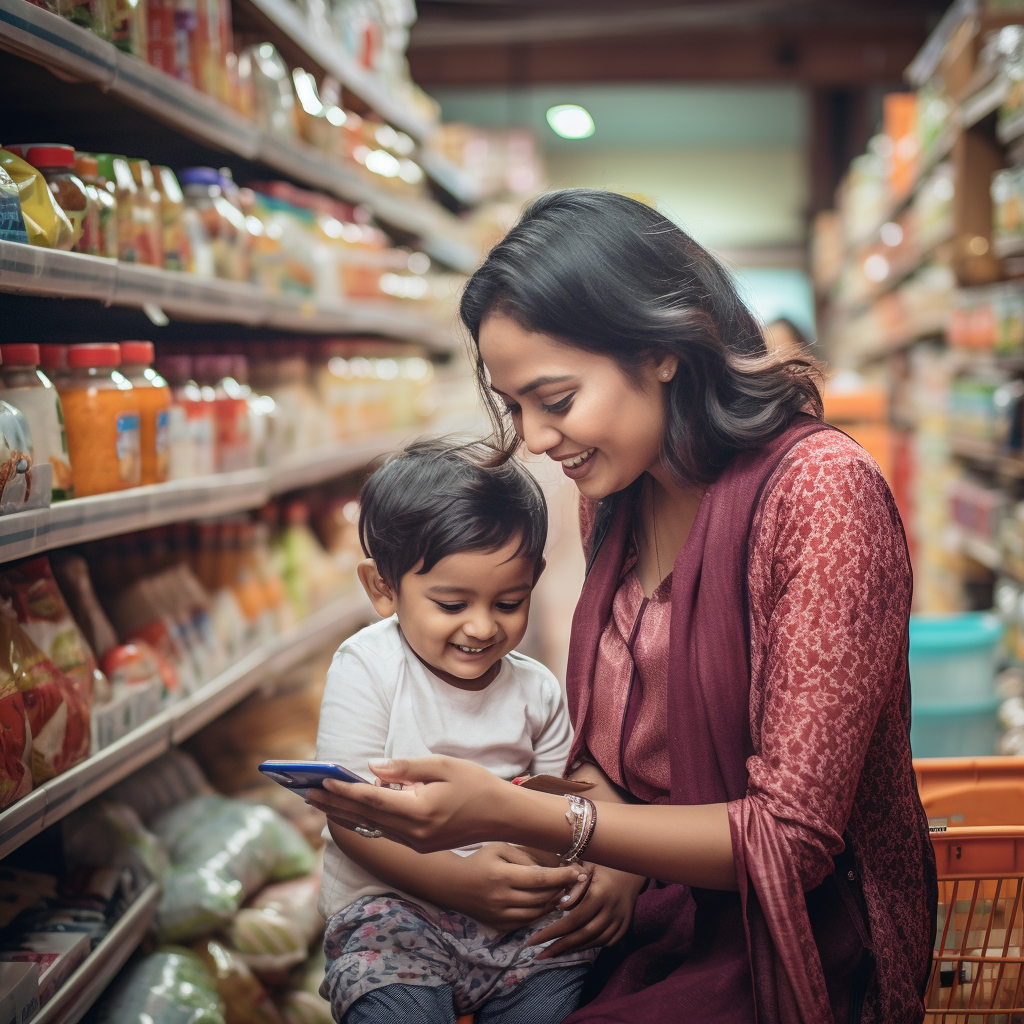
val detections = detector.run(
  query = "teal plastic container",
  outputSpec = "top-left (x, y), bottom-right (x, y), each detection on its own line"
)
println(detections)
top-left (908, 613), bottom-right (1004, 757)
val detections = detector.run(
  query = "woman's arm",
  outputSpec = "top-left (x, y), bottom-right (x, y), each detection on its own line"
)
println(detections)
top-left (328, 821), bottom-right (587, 930)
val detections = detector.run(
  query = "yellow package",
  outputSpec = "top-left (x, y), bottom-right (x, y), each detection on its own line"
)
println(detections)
top-left (0, 150), bottom-right (76, 250)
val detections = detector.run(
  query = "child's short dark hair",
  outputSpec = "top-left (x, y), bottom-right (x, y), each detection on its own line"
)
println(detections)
top-left (358, 437), bottom-right (547, 590)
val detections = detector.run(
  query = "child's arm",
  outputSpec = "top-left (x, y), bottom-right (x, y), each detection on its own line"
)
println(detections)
top-left (328, 820), bottom-right (587, 930)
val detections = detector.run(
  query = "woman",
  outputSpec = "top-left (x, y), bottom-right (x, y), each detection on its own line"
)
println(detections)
top-left (307, 190), bottom-right (938, 1023)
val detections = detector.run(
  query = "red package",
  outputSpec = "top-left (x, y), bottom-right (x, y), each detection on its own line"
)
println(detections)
top-left (0, 683), bottom-right (31, 810)
top-left (0, 557), bottom-right (106, 705)
top-left (0, 605), bottom-right (89, 784)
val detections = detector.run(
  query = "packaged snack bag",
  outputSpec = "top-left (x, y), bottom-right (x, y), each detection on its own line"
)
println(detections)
top-left (49, 553), bottom-right (117, 658)
top-left (0, 603), bottom-right (88, 784)
top-left (0, 163), bottom-right (29, 243)
top-left (0, 556), bottom-right (106, 705)
top-left (0, 150), bottom-right (75, 249)
top-left (0, 680), bottom-right (32, 811)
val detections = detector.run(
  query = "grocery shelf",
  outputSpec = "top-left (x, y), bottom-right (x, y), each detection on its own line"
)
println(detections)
top-left (1000, 106), bottom-right (1024, 146)
top-left (948, 435), bottom-right (1024, 478)
top-left (960, 74), bottom-right (1011, 130)
top-left (0, 241), bottom-right (459, 347)
top-left (952, 527), bottom-right (1004, 573)
top-left (995, 236), bottom-right (1024, 259)
top-left (0, 0), bottom-right (477, 274)
top-left (852, 311), bottom-right (949, 366)
top-left (0, 590), bottom-right (373, 861)
top-left (31, 881), bottom-right (161, 1024)
top-left (0, 423), bottom-right (445, 566)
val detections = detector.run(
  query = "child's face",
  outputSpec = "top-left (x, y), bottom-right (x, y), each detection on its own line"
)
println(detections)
top-left (359, 538), bottom-right (537, 689)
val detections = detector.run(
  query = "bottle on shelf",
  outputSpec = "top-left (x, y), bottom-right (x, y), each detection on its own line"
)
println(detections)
top-left (57, 343), bottom-right (141, 497)
top-left (23, 145), bottom-right (90, 253)
top-left (155, 354), bottom-right (216, 480)
top-left (38, 345), bottom-right (70, 389)
top-left (127, 159), bottom-right (164, 268)
top-left (74, 154), bottom-right (119, 260)
top-left (0, 343), bottom-right (74, 501)
top-left (192, 354), bottom-right (254, 472)
top-left (119, 342), bottom-right (172, 487)
top-left (93, 154), bottom-right (140, 263)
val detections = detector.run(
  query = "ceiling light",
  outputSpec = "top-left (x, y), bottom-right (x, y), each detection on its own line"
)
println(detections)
top-left (546, 104), bottom-right (595, 140)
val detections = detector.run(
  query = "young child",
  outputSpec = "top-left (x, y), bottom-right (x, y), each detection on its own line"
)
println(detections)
top-left (314, 439), bottom-right (597, 1024)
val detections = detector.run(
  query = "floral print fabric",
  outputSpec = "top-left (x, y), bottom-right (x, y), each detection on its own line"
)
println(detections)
top-left (322, 893), bottom-right (597, 1018)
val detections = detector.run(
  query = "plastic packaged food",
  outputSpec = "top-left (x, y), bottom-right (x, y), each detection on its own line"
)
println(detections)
top-left (56, 0), bottom-right (109, 35)
top-left (155, 355), bottom-right (216, 479)
top-left (0, 644), bottom-right (31, 809)
top-left (93, 154), bottom-right (139, 262)
top-left (228, 909), bottom-right (306, 982)
top-left (49, 552), bottom-right (118, 657)
top-left (23, 145), bottom-right (88, 251)
top-left (0, 399), bottom-right (46, 514)
top-left (90, 949), bottom-right (226, 1024)
top-left (243, 43), bottom-right (296, 140)
top-left (108, 0), bottom-right (147, 58)
top-left (193, 940), bottom-right (284, 1024)
top-left (179, 168), bottom-right (248, 280)
top-left (154, 796), bottom-right (314, 941)
top-left (0, 149), bottom-right (75, 249)
top-left (0, 602), bottom-right (89, 785)
top-left (0, 163), bottom-right (29, 244)
top-left (128, 159), bottom-right (164, 267)
top-left (74, 155), bottom-right (118, 260)
top-left (0, 343), bottom-right (74, 501)
top-left (120, 342), bottom-right (171, 486)
top-left (154, 165), bottom-right (189, 271)
top-left (0, 555), bottom-right (106, 706)
top-left (57, 343), bottom-right (141, 497)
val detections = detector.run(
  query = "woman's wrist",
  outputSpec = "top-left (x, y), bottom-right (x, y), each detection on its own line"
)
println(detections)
top-left (492, 783), bottom-right (576, 854)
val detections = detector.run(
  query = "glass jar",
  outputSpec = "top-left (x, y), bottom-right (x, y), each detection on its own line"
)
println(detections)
top-left (153, 165), bottom-right (189, 271)
top-left (25, 145), bottom-right (89, 252)
top-left (119, 341), bottom-right (171, 486)
top-left (94, 154), bottom-right (139, 262)
top-left (0, 343), bottom-right (74, 502)
top-left (74, 154), bottom-right (118, 260)
top-left (178, 167), bottom-right (247, 281)
top-left (127, 159), bottom-right (163, 267)
top-left (38, 345), bottom-right (70, 390)
top-left (57, 344), bottom-right (140, 496)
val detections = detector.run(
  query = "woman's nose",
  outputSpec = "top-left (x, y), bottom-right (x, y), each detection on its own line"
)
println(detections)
top-left (519, 409), bottom-right (560, 456)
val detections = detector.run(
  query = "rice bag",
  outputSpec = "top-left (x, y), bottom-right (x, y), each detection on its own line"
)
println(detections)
top-left (0, 556), bottom-right (106, 704)
top-left (90, 948), bottom-right (226, 1024)
top-left (228, 909), bottom-right (307, 983)
top-left (192, 940), bottom-right (284, 1024)
top-left (0, 603), bottom-right (88, 784)
top-left (153, 796), bottom-right (315, 942)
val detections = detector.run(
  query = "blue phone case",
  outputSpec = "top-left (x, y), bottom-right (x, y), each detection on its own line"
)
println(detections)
top-left (258, 759), bottom-right (367, 791)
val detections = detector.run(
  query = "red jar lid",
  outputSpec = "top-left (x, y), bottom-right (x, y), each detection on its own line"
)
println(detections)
top-left (26, 145), bottom-right (75, 169)
top-left (120, 341), bottom-right (154, 365)
top-left (0, 345), bottom-right (39, 367)
top-left (67, 343), bottom-right (121, 368)
top-left (38, 345), bottom-right (68, 370)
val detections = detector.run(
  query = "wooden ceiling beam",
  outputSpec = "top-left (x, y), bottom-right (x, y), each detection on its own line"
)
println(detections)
top-left (408, 25), bottom-right (927, 87)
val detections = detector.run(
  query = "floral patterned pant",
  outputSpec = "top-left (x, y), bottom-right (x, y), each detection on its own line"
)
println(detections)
top-left (321, 893), bottom-right (598, 1018)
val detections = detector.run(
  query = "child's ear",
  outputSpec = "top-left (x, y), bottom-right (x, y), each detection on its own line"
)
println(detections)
top-left (357, 559), bottom-right (398, 618)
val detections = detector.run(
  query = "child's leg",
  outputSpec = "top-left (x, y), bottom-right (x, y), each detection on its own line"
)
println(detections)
top-left (475, 965), bottom-right (591, 1024)
top-left (345, 982), bottom-right (458, 1024)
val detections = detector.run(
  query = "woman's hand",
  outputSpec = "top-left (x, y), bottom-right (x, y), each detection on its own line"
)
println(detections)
top-left (529, 864), bottom-right (647, 958)
top-left (440, 844), bottom-right (592, 931)
top-left (305, 755), bottom-right (524, 853)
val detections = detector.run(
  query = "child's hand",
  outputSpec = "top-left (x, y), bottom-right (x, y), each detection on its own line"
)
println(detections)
top-left (528, 863), bottom-right (646, 958)
top-left (441, 843), bottom-right (590, 932)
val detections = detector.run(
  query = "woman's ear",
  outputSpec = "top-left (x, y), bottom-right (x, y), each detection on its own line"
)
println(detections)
top-left (655, 355), bottom-right (678, 383)
top-left (357, 558), bottom-right (398, 618)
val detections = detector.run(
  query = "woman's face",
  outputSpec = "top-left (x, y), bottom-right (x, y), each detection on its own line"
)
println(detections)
top-left (478, 313), bottom-right (674, 500)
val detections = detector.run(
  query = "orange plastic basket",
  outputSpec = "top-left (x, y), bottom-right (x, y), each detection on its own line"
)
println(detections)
top-left (915, 758), bottom-right (1024, 1021)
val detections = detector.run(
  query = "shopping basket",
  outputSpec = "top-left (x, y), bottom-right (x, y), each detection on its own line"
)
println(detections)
top-left (916, 757), bottom-right (1024, 1021)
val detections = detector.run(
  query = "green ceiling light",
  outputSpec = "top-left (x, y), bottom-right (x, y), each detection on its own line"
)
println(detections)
top-left (545, 104), bottom-right (595, 139)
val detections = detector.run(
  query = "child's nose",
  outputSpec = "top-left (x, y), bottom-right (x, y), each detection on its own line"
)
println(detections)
top-left (464, 611), bottom-right (497, 641)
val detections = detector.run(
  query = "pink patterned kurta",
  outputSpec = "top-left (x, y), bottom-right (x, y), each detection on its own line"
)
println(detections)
top-left (575, 429), bottom-right (934, 1023)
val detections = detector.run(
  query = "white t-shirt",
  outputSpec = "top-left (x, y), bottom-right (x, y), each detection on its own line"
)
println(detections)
top-left (316, 616), bottom-right (573, 920)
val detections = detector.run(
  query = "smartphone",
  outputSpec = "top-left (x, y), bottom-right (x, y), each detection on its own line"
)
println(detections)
top-left (258, 760), bottom-right (368, 793)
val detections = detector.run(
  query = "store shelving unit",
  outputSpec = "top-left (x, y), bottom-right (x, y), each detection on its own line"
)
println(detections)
top-left (0, 589), bottom-right (373, 862)
top-left (31, 881), bottom-right (162, 1024)
top-left (0, 241), bottom-right (459, 348)
top-left (0, 0), bottom-right (478, 273)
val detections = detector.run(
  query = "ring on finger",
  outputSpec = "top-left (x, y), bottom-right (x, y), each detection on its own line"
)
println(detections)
top-left (354, 824), bottom-right (384, 839)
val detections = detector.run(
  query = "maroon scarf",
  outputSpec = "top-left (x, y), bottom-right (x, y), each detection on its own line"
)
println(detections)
top-left (564, 416), bottom-right (865, 1023)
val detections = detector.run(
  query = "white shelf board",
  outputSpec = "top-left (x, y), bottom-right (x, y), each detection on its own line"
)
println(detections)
top-left (960, 74), bottom-right (1010, 130)
top-left (0, 590), bottom-right (373, 861)
top-left (238, 0), bottom-right (435, 143)
top-left (0, 0), bottom-right (476, 272)
top-left (0, 423), bottom-right (443, 565)
top-left (31, 881), bottom-right (162, 1024)
top-left (0, 241), bottom-right (461, 346)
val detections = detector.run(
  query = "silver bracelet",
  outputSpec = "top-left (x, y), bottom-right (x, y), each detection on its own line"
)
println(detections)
top-left (563, 794), bottom-right (597, 862)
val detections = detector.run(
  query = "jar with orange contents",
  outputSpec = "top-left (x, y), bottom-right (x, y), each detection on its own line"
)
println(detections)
top-left (57, 344), bottom-right (141, 496)
top-left (119, 341), bottom-right (171, 486)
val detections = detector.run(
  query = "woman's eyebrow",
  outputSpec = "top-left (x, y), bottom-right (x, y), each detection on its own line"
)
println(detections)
top-left (516, 374), bottom-right (575, 397)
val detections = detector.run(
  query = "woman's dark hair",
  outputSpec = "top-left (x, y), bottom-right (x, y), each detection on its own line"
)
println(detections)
top-left (358, 437), bottom-right (547, 590)
top-left (459, 189), bottom-right (824, 485)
